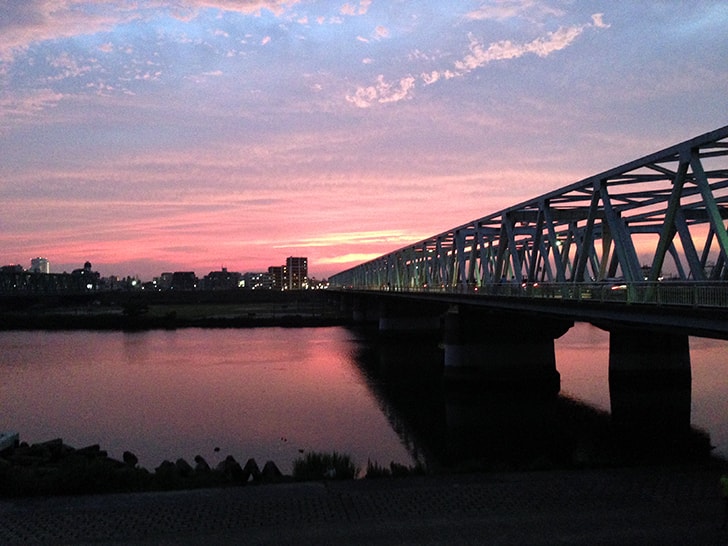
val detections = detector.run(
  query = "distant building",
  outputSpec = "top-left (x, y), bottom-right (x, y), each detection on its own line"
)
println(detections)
top-left (202, 268), bottom-right (241, 290)
top-left (0, 265), bottom-right (76, 294)
top-left (170, 271), bottom-right (197, 291)
top-left (308, 277), bottom-right (328, 290)
top-left (268, 265), bottom-right (285, 291)
top-left (242, 272), bottom-right (272, 290)
top-left (30, 257), bottom-right (50, 274)
top-left (267, 257), bottom-right (308, 290)
top-left (71, 262), bottom-right (99, 291)
top-left (1, 264), bottom-right (23, 274)
top-left (286, 256), bottom-right (308, 290)
top-left (156, 272), bottom-right (174, 290)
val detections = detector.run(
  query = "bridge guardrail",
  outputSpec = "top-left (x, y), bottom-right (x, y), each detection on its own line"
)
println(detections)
top-left (346, 282), bottom-right (728, 308)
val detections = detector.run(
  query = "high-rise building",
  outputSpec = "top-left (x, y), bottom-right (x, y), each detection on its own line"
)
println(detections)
top-left (30, 257), bottom-right (50, 274)
top-left (268, 265), bottom-right (285, 290)
top-left (286, 256), bottom-right (308, 290)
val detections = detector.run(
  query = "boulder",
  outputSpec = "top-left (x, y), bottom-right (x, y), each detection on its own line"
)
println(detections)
top-left (216, 455), bottom-right (244, 483)
top-left (243, 458), bottom-right (261, 482)
top-left (194, 455), bottom-right (210, 472)
top-left (175, 458), bottom-right (193, 477)
top-left (122, 451), bottom-right (138, 468)
top-left (262, 460), bottom-right (283, 482)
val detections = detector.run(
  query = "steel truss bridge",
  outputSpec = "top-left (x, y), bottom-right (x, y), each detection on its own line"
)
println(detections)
top-left (330, 126), bottom-right (728, 310)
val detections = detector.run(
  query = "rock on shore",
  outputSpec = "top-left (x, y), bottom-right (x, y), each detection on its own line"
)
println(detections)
top-left (0, 437), bottom-right (286, 497)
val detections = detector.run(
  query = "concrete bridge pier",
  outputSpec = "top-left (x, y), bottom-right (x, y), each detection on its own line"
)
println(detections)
top-left (443, 306), bottom-right (572, 394)
top-left (378, 299), bottom-right (445, 337)
top-left (350, 296), bottom-right (380, 324)
top-left (608, 327), bottom-right (691, 435)
top-left (374, 299), bottom-right (446, 383)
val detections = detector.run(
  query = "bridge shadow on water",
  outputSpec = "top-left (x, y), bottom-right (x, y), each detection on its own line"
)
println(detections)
top-left (347, 327), bottom-right (713, 473)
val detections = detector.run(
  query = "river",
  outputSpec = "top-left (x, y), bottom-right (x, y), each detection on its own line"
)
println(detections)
top-left (0, 324), bottom-right (726, 473)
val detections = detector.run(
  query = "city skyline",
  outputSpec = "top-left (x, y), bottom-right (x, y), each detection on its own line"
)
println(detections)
top-left (1, 2), bottom-right (726, 280)
top-left (3, 255), bottom-right (312, 284)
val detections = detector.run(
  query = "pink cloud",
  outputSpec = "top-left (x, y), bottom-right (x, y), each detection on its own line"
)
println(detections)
top-left (0, 1), bottom-right (133, 60)
top-left (455, 22), bottom-right (589, 71)
top-left (346, 74), bottom-right (416, 107)
top-left (1, 122), bottom-right (558, 279)
top-left (0, 1), bottom-right (299, 60)
top-left (374, 25), bottom-right (389, 39)
top-left (0, 88), bottom-right (65, 129)
top-left (465, 1), bottom-right (564, 22)
top-left (340, 1), bottom-right (371, 17)
top-left (184, 0), bottom-right (298, 17)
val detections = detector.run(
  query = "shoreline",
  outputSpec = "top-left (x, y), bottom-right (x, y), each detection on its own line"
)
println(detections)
top-left (1, 434), bottom-right (724, 499)
top-left (0, 291), bottom-right (349, 331)
top-left (0, 313), bottom-right (348, 331)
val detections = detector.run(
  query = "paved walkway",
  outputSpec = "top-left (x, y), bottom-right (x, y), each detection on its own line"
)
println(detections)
top-left (0, 465), bottom-right (725, 545)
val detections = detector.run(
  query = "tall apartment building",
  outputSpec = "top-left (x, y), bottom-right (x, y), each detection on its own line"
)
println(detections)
top-left (268, 265), bottom-right (286, 290)
top-left (30, 257), bottom-right (50, 274)
top-left (286, 256), bottom-right (308, 290)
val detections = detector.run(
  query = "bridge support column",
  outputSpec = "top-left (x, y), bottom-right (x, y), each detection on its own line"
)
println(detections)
top-left (608, 327), bottom-right (691, 435)
top-left (378, 299), bottom-right (444, 337)
top-left (443, 306), bottom-right (571, 394)
top-left (351, 296), bottom-right (379, 324)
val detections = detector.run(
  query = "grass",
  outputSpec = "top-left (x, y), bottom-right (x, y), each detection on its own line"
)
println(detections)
top-left (291, 451), bottom-right (359, 481)
top-left (364, 459), bottom-right (427, 479)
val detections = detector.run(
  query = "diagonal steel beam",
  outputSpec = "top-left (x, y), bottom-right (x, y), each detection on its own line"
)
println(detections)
top-left (691, 149), bottom-right (728, 263)
top-left (598, 179), bottom-right (642, 283)
top-left (647, 156), bottom-right (689, 282)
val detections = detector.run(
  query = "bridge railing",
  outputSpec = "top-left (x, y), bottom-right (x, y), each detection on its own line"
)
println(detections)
top-left (346, 282), bottom-right (728, 308)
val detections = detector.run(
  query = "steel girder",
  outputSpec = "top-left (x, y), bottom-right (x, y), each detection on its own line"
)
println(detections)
top-left (330, 126), bottom-right (728, 296)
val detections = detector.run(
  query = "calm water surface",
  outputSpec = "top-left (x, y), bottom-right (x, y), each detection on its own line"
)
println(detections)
top-left (556, 324), bottom-right (728, 458)
top-left (0, 327), bottom-right (412, 472)
top-left (1, 324), bottom-right (727, 471)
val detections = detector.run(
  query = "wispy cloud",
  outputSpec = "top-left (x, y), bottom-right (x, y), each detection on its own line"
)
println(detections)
top-left (346, 14), bottom-right (609, 107)
top-left (0, 0), bottom-right (298, 60)
top-left (455, 25), bottom-right (583, 71)
top-left (318, 253), bottom-right (384, 265)
top-left (465, 0), bottom-right (563, 22)
top-left (284, 230), bottom-right (420, 249)
top-left (0, 1), bottom-right (132, 61)
top-left (46, 51), bottom-right (94, 81)
top-left (188, 0), bottom-right (299, 17)
top-left (346, 74), bottom-right (416, 108)
top-left (0, 88), bottom-right (65, 129)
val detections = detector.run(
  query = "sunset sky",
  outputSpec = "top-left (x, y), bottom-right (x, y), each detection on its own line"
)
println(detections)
top-left (1, 1), bottom-right (726, 280)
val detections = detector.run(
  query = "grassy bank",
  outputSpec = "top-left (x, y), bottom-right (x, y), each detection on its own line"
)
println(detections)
top-left (0, 290), bottom-right (348, 331)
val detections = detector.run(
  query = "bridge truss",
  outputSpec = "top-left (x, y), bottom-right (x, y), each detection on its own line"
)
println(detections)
top-left (330, 126), bottom-right (728, 304)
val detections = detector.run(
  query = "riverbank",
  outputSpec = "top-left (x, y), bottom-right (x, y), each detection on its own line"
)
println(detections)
top-left (1, 429), bottom-right (720, 499)
top-left (0, 290), bottom-right (348, 330)
top-left (0, 436), bottom-right (425, 498)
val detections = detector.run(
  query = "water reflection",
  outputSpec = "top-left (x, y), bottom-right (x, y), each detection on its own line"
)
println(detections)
top-left (348, 326), bottom-right (712, 471)
top-left (0, 328), bottom-right (415, 473)
top-left (0, 325), bottom-right (720, 476)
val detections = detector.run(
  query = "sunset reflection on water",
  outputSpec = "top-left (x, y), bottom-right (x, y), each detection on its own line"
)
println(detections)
top-left (1, 323), bottom-right (727, 473)
top-left (0, 327), bottom-right (413, 473)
